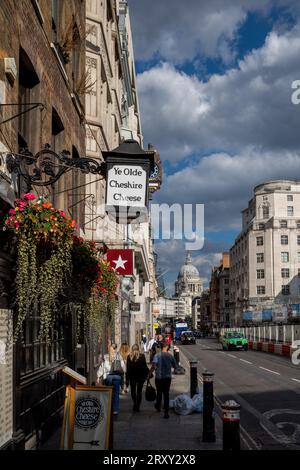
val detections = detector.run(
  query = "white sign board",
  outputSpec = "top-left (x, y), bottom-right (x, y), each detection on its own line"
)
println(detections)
top-left (0, 310), bottom-right (13, 449)
top-left (68, 386), bottom-right (112, 450)
top-left (106, 165), bottom-right (147, 207)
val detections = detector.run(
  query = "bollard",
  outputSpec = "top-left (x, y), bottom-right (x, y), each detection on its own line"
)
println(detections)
top-left (202, 370), bottom-right (216, 442)
top-left (173, 346), bottom-right (180, 367)
top-left (221, 400), bottom-right (240, 451)
top-left (189, 360), bottom-right (198, 398)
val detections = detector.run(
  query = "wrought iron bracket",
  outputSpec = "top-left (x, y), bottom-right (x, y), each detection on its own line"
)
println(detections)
top-left (6, 144), bottom-right (105, 191)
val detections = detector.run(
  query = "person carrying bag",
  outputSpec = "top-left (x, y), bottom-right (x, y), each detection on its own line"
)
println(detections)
top-left (145, 378), bottom-right (156, 402)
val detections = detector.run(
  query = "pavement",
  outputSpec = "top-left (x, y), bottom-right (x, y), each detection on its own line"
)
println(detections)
top-left (39, 348), bottom-right (223, 451)
top-left (114, 350), bottom-right (223, 450)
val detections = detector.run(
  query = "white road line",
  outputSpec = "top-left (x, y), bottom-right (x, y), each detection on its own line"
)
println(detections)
top-left (291, 378), bottom-right (300, 383)
top-left (239, 359), bottom-right (253, 365)
top-left (259, 366), bottom-right (280, 375)
top-left (227, 354), bottom-right (237, 358)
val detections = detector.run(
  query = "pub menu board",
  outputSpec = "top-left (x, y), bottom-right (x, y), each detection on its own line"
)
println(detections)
top-left (0, 309), bottom-right (13, 448)
top-left (62, 385), bottom-right (113, 450)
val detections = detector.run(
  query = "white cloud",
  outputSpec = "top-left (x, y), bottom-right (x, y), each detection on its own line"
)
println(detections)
top-left (156, 149), bottom-right (300, 231)
top-left (129, 0), bottom-right (300, 64)
top-left (137, 26), bottom-right (300, 163)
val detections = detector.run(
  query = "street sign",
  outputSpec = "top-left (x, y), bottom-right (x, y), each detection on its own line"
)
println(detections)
top-left (107, 249), bottom-right (134, 275)
top-left (130, 302), bottom-right (141, 312)
top-left (61, 385), bottom-right (113, 450)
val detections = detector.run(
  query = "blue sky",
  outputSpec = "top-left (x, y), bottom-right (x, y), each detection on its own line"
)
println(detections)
top-left (128, 0), bottom-right (300, 294)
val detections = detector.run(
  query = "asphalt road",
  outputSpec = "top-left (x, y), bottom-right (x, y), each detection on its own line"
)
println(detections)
top-left (180, 338), bottom-right (300, 450)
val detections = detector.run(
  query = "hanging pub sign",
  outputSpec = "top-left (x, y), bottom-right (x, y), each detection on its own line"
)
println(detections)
top-left (61, 385), bottom-right (113, 450)
top-left (107, 249), bottom-right (134, 275)
top-left (102, 139), bottom-right (155, 223)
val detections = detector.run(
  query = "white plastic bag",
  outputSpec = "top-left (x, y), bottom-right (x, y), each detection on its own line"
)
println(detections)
top-left (172, 394), bottom-right (194, 415)
top-left (192, 393), bottom-right (203, 413)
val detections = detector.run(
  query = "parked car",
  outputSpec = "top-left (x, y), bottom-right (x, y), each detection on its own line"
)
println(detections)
top-left (180, 331), bottom-right (196, 345)
top-left (220, 332), bottom-right (248, 351)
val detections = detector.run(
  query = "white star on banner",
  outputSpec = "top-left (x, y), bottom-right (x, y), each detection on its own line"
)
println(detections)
top-left (112, 255), bottom-right (128, 270)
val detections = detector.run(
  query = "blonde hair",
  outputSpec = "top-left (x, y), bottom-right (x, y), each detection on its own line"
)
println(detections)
top-left (130, 344), bottom-right (141, 362)
top-left (119, 342), bottom-right (130, 361)
top-left (109, 343), bottom-right (118, 363)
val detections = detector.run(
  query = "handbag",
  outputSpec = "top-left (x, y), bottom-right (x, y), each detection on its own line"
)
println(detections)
top-left (145, 379), bottom-right (157, 402)
top-left (110, 352), bottom-right (124, 375)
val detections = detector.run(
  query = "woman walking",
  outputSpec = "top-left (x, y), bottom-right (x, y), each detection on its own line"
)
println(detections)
top-left (126, 344), bottom-right (149, 412)
top-left (120, 342), bottom-right (131, 393)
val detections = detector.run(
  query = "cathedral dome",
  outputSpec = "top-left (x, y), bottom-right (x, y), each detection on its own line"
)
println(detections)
top-left (178, 253), bottom-right (200, 279)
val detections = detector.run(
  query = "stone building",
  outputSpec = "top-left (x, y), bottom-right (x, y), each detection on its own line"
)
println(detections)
top-left (84, 0), bottom-right (159, 369)
top-left (0, 0), bottom-right (86, 449)
top-left (209, 253), bottom-right (230, 328)
top-left (175, 252), bottom-right (203, 318)
top-left (230, 180), bottom-right (300, 325)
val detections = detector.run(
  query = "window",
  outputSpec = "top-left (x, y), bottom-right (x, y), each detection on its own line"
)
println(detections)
top-left (297, 220), bottom-right (300, 229)
top-left (297, 235), bottom-right (300, 246)
top-left (281, 235), bottom-right (289, 245)
top-left (298, 252), bottom-right (300, 262)
top-left (287, 195), bottom-right (293, 201)
top-left (51, 0), bottom-right (59, 42)
top-left (257, 286), bottom-right (266, 295)
top-left (224, 278), bottom-right (229, 284)
top-left (257, 269), bottom-right (265, 279)
top-left (256, 236), bottom-right (263, 246)
top-left (257, 253), bottom-right (264, 263)
top-left (224, 289), bottom-right (229, 296)
top-left (18, 48), bottom-right (40, 151)
top-left (287, 206), bottom-right (294, 216)
top-left (282, 285), bottom-right (290, 295)
top-left (281, 268), bottom-right (290, 278)
top-left (280, 220), bottom-right (288, 228)
top-left (263, 206), bottom-right (269, 218)
top-left (281, 252), bottom-right (289, 263)
top-left (258, 223), bottom-right (265, 230)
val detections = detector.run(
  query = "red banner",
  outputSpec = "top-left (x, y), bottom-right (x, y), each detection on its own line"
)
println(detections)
top-left (107, 249), bottom-right (134, 275)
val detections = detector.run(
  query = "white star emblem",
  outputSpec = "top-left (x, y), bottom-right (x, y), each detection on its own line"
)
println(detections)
top-left (112, 255), bottom-right (128, 271)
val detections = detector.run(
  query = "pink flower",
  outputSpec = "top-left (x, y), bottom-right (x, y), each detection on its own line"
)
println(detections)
top-left (23, 193), bottom-right (35, 201)
top-left (59, 211), bottom-right (66, 217)
top-left (8, 209), bottom-right (16, 215)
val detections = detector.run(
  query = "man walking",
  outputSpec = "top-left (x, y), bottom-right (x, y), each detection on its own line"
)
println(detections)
top-left (149, 342), bottom-right (177, 419)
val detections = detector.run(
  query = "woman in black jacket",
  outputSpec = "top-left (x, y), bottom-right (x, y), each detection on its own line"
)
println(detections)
top-left (126, 344), bottom-right (149, 412)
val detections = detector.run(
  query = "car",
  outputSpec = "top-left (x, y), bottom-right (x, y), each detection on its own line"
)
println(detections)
top-left (180, 331), bottom-right (196, 345)
top-left (220, 332), bottom-right (248, 351)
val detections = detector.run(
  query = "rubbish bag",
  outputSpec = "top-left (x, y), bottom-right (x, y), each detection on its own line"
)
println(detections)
top-left (192, 393), bottom-right (203, 413)
top-left (171, 394), bottom-right (194, 415)
top-left (174, 365), bottom-right (186, 375)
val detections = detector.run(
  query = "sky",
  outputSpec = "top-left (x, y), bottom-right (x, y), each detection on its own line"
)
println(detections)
top-left (128, 0), bottom-right (300, 295)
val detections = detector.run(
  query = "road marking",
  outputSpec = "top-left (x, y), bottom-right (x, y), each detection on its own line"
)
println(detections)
top-left (227, 354), bottom-right (237, 358)
top-left (259, 366), bottom-right (280, 375)
top-left (239, 359), bottom-right (253, 364)
top-left (291, 378), bottom-right (300, 383)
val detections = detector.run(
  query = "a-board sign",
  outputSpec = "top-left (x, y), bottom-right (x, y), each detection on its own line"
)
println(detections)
top-left (61, 384), bottom-right (113, 450)
top-left (62, 366), bottom-right (87, 384)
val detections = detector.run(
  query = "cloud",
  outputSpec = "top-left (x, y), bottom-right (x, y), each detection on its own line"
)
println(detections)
top-left (156, 149), bottom-right (300, 232)
top-left (137, 26), bottom-right (300, 163)
top-left (129, 0), bottom-right (300, 65)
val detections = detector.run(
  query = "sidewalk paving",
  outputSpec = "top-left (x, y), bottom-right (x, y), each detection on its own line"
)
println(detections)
top-left (114, 351), bottom-right (223, 450)
top-left (40, 350), bottom-right (223, 451)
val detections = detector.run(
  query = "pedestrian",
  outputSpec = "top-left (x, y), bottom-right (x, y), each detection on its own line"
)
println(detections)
top-left (149, 341), bottom-right (177, 419)
top-left (110, 343), bottom-right (126, 394)
top-left (141, 334), bottom-right (148, 353)
top-left (96, 354), bottom-right (123, 416)
top-left (126, 344), bottom-right (149, 412)
top-left (119, 342), bottom-right (131, 393)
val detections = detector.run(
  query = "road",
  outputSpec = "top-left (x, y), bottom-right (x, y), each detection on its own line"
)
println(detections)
top-left (180, 338), bottom-right (300, 450)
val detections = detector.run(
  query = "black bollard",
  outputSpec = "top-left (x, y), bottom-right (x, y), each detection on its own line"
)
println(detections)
top-left (173, 346), bottom-right (180, 367)
top-left (202, 370), bottom-right (216, 442)
top-left (221, 400), bottom-right (240, 451)
top-left (189, 360), bottom-right (198, 398)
